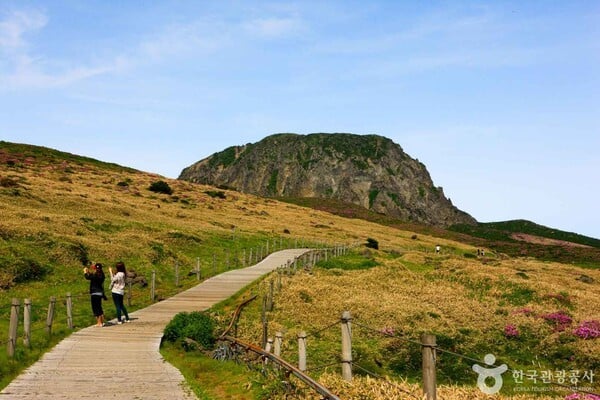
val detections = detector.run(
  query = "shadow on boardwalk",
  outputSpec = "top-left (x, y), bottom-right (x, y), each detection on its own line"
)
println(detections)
top-left (0, 249), bottom-right (311, 400)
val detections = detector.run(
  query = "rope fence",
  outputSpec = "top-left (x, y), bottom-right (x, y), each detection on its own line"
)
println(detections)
top-left (228, 262), bottom-right (600, 400)
top-left (2, 236), bottom-right (345, 360)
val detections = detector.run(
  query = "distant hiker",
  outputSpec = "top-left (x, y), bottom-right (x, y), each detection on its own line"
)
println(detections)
top-left (435, 245), bottom-right (441, 254)
top-left (481, 249), bottom-right (485, 257)
top-left (84, 263), bottom-right (106, 327)
top-left (109, 261), bottom-right (131, 324)
top-left (477, 249), bottom-right (481, 256)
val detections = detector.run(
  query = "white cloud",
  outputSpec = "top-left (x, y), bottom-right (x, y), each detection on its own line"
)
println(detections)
top-left (244, 16), bottom-right (305, 38)
top-left (0, 9), bottom-right (47, 50)
top-left (138, 22), bottom-right (225, 62)
top-left (0, 8), bottom-right (128, 90)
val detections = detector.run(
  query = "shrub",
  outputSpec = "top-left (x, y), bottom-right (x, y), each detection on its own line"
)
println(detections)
top-left (0, 257), bottom-right (49, 287)
top-left (0, 176), bottom-right (18, 188)
top-left (573, 320), bottom-right (600, 339)
top-left (163, 311), bottom-right (216, 350)
top-left (204, 190), bottom-right (226, 199)
top-left (542, 311), bottom-right (573, 332)
top-left (149, 180), bottom-right (173, 195)
top-left (366, 238), bottom-right (379, 250)
top-left (504, 324), bottom-right (519, 338)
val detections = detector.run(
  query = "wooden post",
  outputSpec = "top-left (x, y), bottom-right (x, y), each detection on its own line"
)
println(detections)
top-left (267, 279), bottom-right (274, 311)
top-left (261, 295), bottom-right (268, 349)
top-left (421, 333), bottom-right (437, 400)
top-left (151, 270), bottom-right (156, 302)
top-left (264, 337), bottom-right (274, 366)
top-left (127, 280), bottom-right (132, 307)
top-left (248, 248), bottom-right (252, 266)
top-left (196, 257), bottom-right (201, 280)
top-left (46, 296), bottom-right (56, 337)
top-left (23, 298), bottom-right (31, 348)
top-left (298, 331), bottom-right (307, 372)
top-left (7, 298), bottom-right (19, 358)
top-left (66, 292), bottom-right (73, 329)
top-left (341, 311), bottom-right (352, 381)
top-left (265, 337), bottom-right (273, 352)
top-left (277, 269), bottom-right (282, 291)
top-left (274, 331), bottom-right (283, 357)
top-left (242, 249), bottom-right (246, 267)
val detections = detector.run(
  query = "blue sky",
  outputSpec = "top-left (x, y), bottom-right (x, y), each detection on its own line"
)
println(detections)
top-left (1, 1), bottom-right (599, 238)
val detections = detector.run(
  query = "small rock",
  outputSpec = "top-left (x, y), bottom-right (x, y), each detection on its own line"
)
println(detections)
top-left (576, 274), bottom-right (594, 284)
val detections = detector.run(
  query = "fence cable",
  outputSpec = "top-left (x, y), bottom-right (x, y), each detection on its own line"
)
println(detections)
top-left (304, 361), bottom-right (340, 373)
top-left (352, 320), bottom-right (423, 347)
top-left (306, 320), bottom-right (339, 339)
top-left (353, 318), bottom-right (600, 397)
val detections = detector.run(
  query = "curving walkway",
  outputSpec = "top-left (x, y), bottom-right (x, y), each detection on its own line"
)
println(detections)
top-left (0, 249), bottom-right (310, 399)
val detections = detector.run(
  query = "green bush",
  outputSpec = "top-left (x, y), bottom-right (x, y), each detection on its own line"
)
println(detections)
top-left (366, 238), bottom-right (379, 250)
top-left (204, 190), bottom-right (226, 199)
top-left (0, 257), bottom-right (49, 288)
top-left (149, 180), bottom-right (173, 195)
top-left (163, 312), bottom-right (216, 350)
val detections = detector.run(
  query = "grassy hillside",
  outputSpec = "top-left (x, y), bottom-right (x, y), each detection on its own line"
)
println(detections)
top-left (279, 197), bottom-right (600, 267)
top-left (0, 141), bottom-right (366, 387)
top-left (1, 141), bottom-right (599, 399)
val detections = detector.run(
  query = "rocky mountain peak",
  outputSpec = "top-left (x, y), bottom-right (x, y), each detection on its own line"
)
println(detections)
top-left (179, 133), bottom-right (476, 227)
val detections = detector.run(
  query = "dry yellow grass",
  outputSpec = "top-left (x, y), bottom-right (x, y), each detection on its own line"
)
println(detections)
top-left (232, 249), bottom-right (600, 399)
top-left (2, 145), bottom-right (599, 399)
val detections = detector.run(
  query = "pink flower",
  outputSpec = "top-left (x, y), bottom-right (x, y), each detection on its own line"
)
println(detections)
top-left (542, 311), bottom-right (572, 332)
top-left (565, 393), bottom-right (600, 400)
top-left (573, 320), bottom-right (600, 339)
top-left (504, 324), bottom-right (519, 338)
top-left (381, 327), bottom-right (395, 336)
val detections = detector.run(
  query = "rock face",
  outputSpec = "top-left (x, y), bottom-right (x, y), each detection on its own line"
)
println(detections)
top-left (179, 133), bottom-right (476, 227)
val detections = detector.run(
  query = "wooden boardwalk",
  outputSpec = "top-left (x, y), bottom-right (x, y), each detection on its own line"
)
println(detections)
top-left (0, 249), bottom-right (310, 399)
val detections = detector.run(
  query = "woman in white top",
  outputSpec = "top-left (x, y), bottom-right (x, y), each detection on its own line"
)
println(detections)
top-left (109, 261), bottom-right (130, 324)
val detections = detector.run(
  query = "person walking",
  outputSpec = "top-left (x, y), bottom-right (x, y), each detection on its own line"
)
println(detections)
top-left (109, 261), bottom-right (131, 324)
top-left (84, 263), bottom-right (106, 327)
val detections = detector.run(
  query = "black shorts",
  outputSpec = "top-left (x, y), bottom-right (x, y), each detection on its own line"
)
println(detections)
top-left (91, 295), bottom-right (103, 317)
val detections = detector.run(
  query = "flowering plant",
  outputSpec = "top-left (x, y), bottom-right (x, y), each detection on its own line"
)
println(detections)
top-left (513, 307), bottom-right (535, 316)
top-left (542, 311), bottom-right (572, 332)
top-left (504, 324), bottom-right (519, 338)
top-left (381, 327), bottom-right (395, 336)
top-left (565, 393), bottom-right (600, 400)
top-left (573, 320), bottom-right (600, 339)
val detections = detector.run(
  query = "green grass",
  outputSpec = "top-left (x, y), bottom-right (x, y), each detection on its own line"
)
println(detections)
top-left (161, 343), bottom-right (264, 399)
top-left (315, 253), bottom-right (379, 271)
top-left (0, 141), bottom-right (137, 174)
